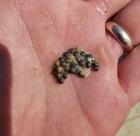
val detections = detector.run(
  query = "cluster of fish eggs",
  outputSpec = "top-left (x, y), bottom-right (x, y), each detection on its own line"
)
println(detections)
top-left (53, 48), bottom-right (99, 84)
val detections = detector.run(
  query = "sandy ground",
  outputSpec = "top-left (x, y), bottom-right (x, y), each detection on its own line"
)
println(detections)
top-left (117, 102), bottom-right (140, 136)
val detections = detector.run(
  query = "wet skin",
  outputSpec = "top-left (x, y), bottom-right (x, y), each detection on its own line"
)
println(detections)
top-left (0, 0), bottom-right (140, 136)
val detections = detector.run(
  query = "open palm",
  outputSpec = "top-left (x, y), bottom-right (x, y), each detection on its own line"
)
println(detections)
top-left (0, 0), bottom-right (140, 136)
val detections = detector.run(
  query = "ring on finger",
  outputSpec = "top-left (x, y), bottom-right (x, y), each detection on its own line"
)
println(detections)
top-left (106, 21), bottom-right (134, 54)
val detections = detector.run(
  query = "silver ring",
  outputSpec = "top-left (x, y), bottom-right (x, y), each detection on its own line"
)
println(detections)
top-left (106, 21), bottom-right (133, 53)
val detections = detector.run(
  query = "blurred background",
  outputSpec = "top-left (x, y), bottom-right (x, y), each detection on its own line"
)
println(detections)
top-left (117, 102), bottom-right (140, 136)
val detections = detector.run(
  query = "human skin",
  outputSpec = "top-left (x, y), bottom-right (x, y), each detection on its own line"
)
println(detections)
top-left (0, 0), bottom-right (140, 136)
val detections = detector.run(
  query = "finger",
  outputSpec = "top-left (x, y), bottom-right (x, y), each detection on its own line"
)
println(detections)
top-left (111, 0), bottom-right (140, 106)
top-left (90, 0), bottom-right (133, 20)
top-left (90, 0), bottom-right (133, 62)
top-left (105, 0), bottom-right (132, 19)
top-left (113, 0), bottom-right (140, 46)
top-left (119, 45), bottom-right (140, 106)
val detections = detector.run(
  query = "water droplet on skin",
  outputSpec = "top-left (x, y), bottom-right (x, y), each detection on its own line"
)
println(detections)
top-left (96, 0), bottom-right (108, 16)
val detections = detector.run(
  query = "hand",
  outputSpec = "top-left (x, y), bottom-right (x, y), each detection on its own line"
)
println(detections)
top-left (0, 0), bottom-right (140, 136)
